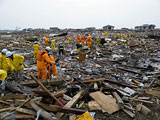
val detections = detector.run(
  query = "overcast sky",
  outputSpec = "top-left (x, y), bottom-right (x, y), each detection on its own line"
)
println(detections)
top-left (0, 0), bottom-right (160, 30)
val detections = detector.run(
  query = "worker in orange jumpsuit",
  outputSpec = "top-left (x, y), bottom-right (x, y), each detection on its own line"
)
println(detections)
top-left (47, 56), bottom-right (58, 78)
top-left (77, 36), bottom-right (80, 44)
top-left (37, 46), bottom-right (52, 80)
top-left (67, 36), bottom-right (69, 44)
top-left (33, 41), bottom-right (40, 61)
top-left (81, 36), bottom-right (85, 45)
top-left (87, 36), bottom-right (92, 48)
top-left (45, 35), bottom-right (49, 46)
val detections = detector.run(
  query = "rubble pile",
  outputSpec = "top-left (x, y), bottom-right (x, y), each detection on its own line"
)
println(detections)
top-left (0, 31), bottom-right (160, 120)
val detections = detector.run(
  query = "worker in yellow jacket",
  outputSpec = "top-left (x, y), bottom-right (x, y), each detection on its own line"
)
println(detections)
top-left (33, 41), bottom-right (40, 60)
top-left (129, 34), bottom-right (132, 38)
top-left (0, 69), bottom-right (7, 81)
top-left (0, 49), bottom-right (8, 71)
top-left (51, 39), bottom-right (55, 51)
top-left (104, 32), bottom-right (107, 38)
top-left (0, 69), bottom-right (7, 96)
top-left (117, 33), bottom-right (121, 39)
top-left (122, 34), bottom-right (125, 39)
top-left (6, 51), bottom-right (24, 81)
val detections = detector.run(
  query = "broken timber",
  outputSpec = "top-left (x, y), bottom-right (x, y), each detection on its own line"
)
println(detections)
top-left (37, 102), bottom-right (86, 115)
top-left (56, 89), bottom-right (87, 119)
top-left (90, 91), bottom-right (120, 114)
top-left (30, 100), bottom-right (58, 120)
top-left (30, 72), bottom-right (64, 106)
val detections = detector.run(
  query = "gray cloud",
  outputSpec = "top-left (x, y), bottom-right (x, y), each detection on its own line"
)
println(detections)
top-left (0, 0), bottom-right (160, 29)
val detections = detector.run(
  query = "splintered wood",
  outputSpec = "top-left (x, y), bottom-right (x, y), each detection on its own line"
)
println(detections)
top-left (90, 91), bottom-right (120, 114)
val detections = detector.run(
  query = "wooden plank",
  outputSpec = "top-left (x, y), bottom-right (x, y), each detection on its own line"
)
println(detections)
top-left (0, 94), bottom-right (28, 100)
top-left (138, 97), bottom-right (150, 100)
top-left (88, 101), bottom-right (102, 111)
top-left (0, 107), bottom-right (14, 112)
top-left (94, 82), bottom-right (98, 90)
top-left (145, 89), bottom-right (160, 98)
top-left (123, 109), bottom-right (135, 118)
top-left (122, 96), bottom-right (153, 104)
top-left (16, 108), bottom-right (36, 115)
top-left (37, 102), bottom-right (86, 114)
top-left (112, 92), bottom-right (124, 108)
top-left (90, 91), bottom-right (120, 114)
top-left (0, 99), bottom-right (11, 105)
top-left (78, 101), bottom-right (85, 108)
top-left (30, 100), bottom-right (57, 120)
top-left (15, 100), bottom-right (32, 109)
top-left (69, 114), bottom-right (77, 120)
top-left (136, 104), bottom-right (151, 115)
top-left (16, 113), bottom-right (35, 119)
top-left (71, 78), bottom-right (106, 84)
top-left (56, 89), bottom-right (86, 119)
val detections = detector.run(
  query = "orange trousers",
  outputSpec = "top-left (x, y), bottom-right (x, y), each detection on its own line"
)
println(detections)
top-left (48, 64), bottom-right (58, 77)
top-left (87, 42), bottom-right (91, 48)
top-left (38, 68), bottom-right (47, 80)
top-left (45, 39), bottom-right (49, 46)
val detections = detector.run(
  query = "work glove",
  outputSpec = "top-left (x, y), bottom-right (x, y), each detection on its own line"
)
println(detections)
top-left (50, 63), bottom-right (52, 66)
top-left (55, 63), bottom-right (59, 66)
top-left (50, 68), bottom-right (52, 72)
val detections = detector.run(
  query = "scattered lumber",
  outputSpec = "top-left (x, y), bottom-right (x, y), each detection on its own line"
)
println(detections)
top-left (30, 100), bottom-right (58, 120)
top-left (112, 92), bottom-right (124, 108)
top-left (37, 102), bottom-right (86, 114)
top-left (145, 88), bottom-right (160, 98)
top-left (123, 108), bottom-right (135, 118)
top-left (30, 72), bottom-right (64, 106)
top-left (56, 89), bottom-right (87, 119)
top-left (122, 96), bottom-right (153, 104)
top-left (136, 104), bottom-right (151, 115)
top-left (16, 107), bottom-right (36, 116)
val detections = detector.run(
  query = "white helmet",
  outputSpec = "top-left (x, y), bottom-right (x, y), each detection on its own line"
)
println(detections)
top-left (2, 49), bottom-right (7, 55)
top-left (45, 46), bottom-right (51, 52)
top-left (6, 51), bottom-right (13, 57)
top-left (34, 41), bottom-right (38, 44)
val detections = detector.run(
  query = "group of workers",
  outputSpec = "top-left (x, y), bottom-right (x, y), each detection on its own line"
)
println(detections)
top-left (0, 49), bottom-right (24, 96)
top-left (74, 32), bottom-right (132, 49)
top-left (35, 32), bottom-right (132, 80)
top-left (75, 35), bottom-right (92, 49)
top-left (33, 40), bottom-right (59, 80)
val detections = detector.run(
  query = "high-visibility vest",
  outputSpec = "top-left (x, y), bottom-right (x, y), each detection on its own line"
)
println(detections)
top-left (38, 50), bottom-right (46, 61)
top-left (59, 44), bottom-right (64, 50)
